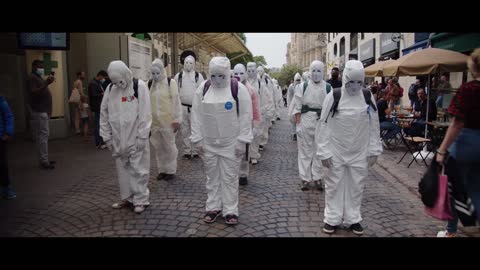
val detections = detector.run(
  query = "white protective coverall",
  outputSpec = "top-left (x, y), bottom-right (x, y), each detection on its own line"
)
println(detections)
top-left (174, 55), bottom-right (205, 156)
top-left (293, 61), bottom-right (328, 184)
top-left (100, 60), bottom-right (152, 206)
top-left (287, 73), bottom-right (302, 135)
top-left (190, 57), bottom-right (253, 217)
top-left (234, 64), bottom-right (261, 179)
top-left (270, 78), bottom-right (283, 120)
top-left (257, 66), bottom-right (275, 146)
top-left (246, 62), bottom-right (274, 161)
top-left (316, 60), bottom-right (382, 226)
top-left (149, 59), bottom-right (182, 175)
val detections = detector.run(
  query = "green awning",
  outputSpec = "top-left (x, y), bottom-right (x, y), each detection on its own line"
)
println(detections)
top-left (430, 32), bottom-right (480, 53)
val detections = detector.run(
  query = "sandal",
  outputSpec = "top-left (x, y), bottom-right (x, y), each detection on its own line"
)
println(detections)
top-left (204, 210), bottom-right (222, 223)
top-left (225, 214), bottom-right (238, 225)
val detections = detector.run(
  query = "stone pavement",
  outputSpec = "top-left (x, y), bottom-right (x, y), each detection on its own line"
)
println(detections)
top-left (2, 107), bottom-right (477, 237)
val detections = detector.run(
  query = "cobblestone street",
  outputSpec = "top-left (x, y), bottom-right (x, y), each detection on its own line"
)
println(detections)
top-left (1, 108), bottom-right (469, 237)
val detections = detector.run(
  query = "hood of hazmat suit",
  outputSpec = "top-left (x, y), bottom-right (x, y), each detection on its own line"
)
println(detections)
top-left (100, 60), bottom-right (152, 158)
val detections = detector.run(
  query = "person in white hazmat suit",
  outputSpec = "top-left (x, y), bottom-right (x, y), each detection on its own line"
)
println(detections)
top-left (257, 65), bottom-right (275, 150)
top-left (271, 78), bottom-right (283, 121)
top-left (233, 63), bottom-right (261, 186)
top-left (100, 60), bottom-right (152, 214)
top-left (302, 71), bottom-right (310, 83)
top-left (190, 57), bottom-right (253, 225)
top-left (246, 62), bottom-right (274, 164)
top-left (287, 73), bottom-right (302, 141)
top-left (293, 61), bottom-right (329, 192)
top-left (149, 59), bottom-right (182, 181)
top-left (174, 55), bottom-right (205, 159)
top-left (316, 60), bottom-right (382, 235)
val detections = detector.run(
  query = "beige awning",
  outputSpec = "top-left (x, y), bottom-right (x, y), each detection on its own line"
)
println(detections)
top-left (364, 59), bottom-right (396, 77)
top-left (382, 48), bottom-right (468, 77)
top-left (180, 33), bottom-right (251, 55)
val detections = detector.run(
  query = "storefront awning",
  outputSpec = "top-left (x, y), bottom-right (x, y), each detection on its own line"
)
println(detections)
top-left (430, 32), bottom-right (480, 53)
top-left (181, 33), bottom-right (251, 56)
top-left (402, 39), bottom-right (428, 56)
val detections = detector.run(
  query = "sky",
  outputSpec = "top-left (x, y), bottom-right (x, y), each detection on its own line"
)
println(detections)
top-left (244, 33), bottom-right (291, 69)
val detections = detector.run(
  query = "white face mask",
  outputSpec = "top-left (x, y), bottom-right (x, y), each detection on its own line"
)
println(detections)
top-left (110, 73), bottom-right (128, 89)
top-left (36, 68), bottom-right (45, 77)
top-left (233, 65), bottom-right (247, 83)
top-left (210, 73), bottom-right (228, 88)
top-left (151, 66), bottom-right (165, 82)
top-left (247, 66), bottom-right (257, 79)
top-left (311, 69), bottom-right (323, 83)
top-left (257, 67), bottom-right (265, 78)
top-left (184, 57), bottom-right (195, 72)
top-left (345, 81), bottom-right (363, 96)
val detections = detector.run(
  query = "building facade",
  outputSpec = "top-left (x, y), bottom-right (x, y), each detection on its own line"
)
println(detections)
top-left (286, 33), bottom-right (327, 73)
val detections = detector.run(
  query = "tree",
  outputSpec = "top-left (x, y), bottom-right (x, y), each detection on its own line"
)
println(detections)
top-left (253, 56), bottom-right (267, 67)
top-left (277, 64), bottom-right (304, 88)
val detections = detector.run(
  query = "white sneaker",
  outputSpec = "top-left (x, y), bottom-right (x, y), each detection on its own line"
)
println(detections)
top-left (437, 230), bottom-right (456, 237)
top-left (134, 205), bottom-right (146, 214)
top-left (100, 144), bottom-right (107, 149)
top-left (251, 159), bottom-right (258, 165)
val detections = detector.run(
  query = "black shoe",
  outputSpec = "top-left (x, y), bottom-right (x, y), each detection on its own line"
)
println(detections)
top-left (314, 180), bottom-right (324, 191)
top-left (40, 162), bottom-right (55, 170)
top-left (277, 117), bottom-right (280, 120)
top-left (350, 223), bottom-right (364, 235)
top-left (192, 154), bottom-right (199, 159)
top-left (323, 223), bottom-right (337, 234)
top-left (182, 154), bottom-right (191, 160)
top-left (293, 134), bottom-right (297, 141)
top-left (163, 174), bottom-right (175, 181)
top-left (300, 181), bottom-right (309, 191)
top-left (239, 177), bottom-right (248, 186)
top-left (259, 145), bottom-right (264, 151)
top-left (156, 173), bottom-right (166, 180)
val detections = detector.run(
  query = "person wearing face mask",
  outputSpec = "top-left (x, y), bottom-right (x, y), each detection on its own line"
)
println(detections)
top-left (88, 70), bottom-right (109, 149)
top-left (100, 61), bottom-right (152, 214)
top-left (174, 55), bottom-right (205, 160)
top-left (288, 73), bottom-right (302, 141)
top-left (257, 66), bottom-right (275, 150)
top-left (316, 60), bottom-right (382, 235)
top-left (293, 61), bottom-right (329, 192)
top-left (149, 59), bottom-right (182, 181)
top-left (271, 78), bottom-right (283, 121)
top-left (233, 63), bottom-right (261, 186)
top-left (302, 71), bottom-right (310, 83)
top-left (190, 57), bottom-right (253, 225)
top-left (27, 60), bottom-right (55, 170)
top-left (247, 62), bottom-right (274, 164)
top-left (327, 67), bottom-right (342, 89)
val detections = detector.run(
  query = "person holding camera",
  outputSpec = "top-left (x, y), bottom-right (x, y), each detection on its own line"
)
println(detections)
top-left (27, 60), bottom-right (55, 170)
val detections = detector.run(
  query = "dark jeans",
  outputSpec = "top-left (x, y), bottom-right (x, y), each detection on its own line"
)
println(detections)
top-left (94, 112), bottom-right (104, 146)
top-left (0, 140), bottom-right (10, 187)
top-left (380, 120), bottom-right (401, 139)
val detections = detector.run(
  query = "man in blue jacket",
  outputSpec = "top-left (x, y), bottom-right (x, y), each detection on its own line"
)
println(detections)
top-left (0, 95), bottom-right (16, 199)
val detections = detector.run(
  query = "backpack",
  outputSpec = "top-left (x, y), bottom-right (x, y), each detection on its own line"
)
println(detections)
top-left (203, 78), bottom-right (239, 116)
top-left (324, 88), bottom-right (377, 123)
top-left (148, 77), bottom-right (171, 90)
top-left (178, 71), bottom-right (199, 88)
top-left (108, 78), bottom-right (139, 99)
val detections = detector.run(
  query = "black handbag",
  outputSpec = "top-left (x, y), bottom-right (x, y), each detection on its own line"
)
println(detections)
top-left (419, 157), bottom-right (440, 208)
